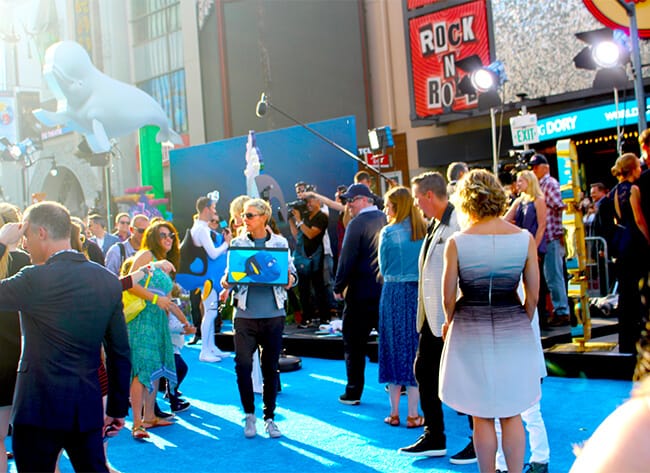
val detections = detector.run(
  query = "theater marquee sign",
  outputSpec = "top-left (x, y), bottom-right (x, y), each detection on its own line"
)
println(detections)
top-left (404, 0), bottom-right (495, 124)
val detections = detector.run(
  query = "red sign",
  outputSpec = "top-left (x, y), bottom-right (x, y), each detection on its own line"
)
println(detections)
top-left (583, 0), bottom-right (650, 39)
top-left (407, 0), bottom-right (442, 10)
top-left (368, 154), bottom-right (390, 168)
top-left (408, 0), bottom-right (492, 118)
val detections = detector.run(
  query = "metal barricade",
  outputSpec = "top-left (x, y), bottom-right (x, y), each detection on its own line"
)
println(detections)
top-left (584, 236), bottom-right (611, 298)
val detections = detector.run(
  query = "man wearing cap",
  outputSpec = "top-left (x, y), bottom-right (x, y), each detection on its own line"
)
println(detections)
top-left (191, 195), bottom-right (232, 362)
top-left (531, 154), bottom-right (570, 325)
top-left (334, 183), bottom-right (386, 405)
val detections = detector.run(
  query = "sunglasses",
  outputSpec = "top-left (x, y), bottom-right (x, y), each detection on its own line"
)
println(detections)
top-left (133, 228), bottom-right (146, 234)
top-left (159, 232), bottom-right (175, 240)
top-left (209, 219), bottom-right (219, 223)
top-left (118, 220), bottom-right (130, 225)
top-left (242, 212), bottom-right (261, 219)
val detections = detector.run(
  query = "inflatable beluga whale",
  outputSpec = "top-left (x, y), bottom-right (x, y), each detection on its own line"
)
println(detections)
top-left (33, 41), bottom-right (183, 153)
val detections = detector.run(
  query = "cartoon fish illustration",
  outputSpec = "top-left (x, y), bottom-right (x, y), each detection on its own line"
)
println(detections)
top-left (231, 251), bottom-right (281, 283)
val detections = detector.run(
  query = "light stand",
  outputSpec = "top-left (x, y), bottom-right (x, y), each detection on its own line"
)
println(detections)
top-left (617, 0), bottom-right (647, 133)
top-left (255, 93), bottom-right (395, 186)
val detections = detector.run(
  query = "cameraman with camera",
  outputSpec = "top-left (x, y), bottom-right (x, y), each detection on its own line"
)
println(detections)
top-left (289, 184), bottom-right (332, 328)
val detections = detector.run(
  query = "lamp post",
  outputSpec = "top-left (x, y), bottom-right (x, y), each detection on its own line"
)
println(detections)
top-left (617, 0), bottom-right (647, 133)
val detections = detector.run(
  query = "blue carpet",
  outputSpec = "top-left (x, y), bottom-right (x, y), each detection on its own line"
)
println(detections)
top-left (7, 343), bottom-right (633, 473)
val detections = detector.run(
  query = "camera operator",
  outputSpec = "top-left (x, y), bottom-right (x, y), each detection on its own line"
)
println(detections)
top-left (289, 192), bottom-right (332, 328)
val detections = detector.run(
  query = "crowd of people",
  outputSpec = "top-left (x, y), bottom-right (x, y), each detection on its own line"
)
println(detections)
top-left (1, 141), bottom-right (650, 473)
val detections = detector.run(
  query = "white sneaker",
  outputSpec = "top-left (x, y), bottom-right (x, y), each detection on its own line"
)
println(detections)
top-left (211, 348), bottom-right (231, 358)
top-left (264, 419), bottom-right (282, 438)
top-left (244, 414), bottom-right (257, 438)
top-left (199, 352), bottom-right (222, 363)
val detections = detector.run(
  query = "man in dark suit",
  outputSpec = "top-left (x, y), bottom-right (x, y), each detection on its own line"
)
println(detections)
top-left (333, 184), bottom-right (386, 405)
top-left (0, 201), bottom-right (131, 472)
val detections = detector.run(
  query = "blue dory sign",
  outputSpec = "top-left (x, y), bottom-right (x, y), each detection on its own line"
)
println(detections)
top-left (536, 98), bottom-right (650, 142)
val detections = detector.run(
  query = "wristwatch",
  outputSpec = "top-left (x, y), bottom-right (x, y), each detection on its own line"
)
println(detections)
top-left (297, 221), bottom-right (304, 228)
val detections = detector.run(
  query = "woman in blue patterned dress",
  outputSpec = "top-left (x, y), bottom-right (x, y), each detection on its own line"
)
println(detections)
top-left (440, 170), bottom-right (541, 473)
top-left (378, 186), bottom-right (427, 427)
top-left (126, 220), bottom-right (190, 440)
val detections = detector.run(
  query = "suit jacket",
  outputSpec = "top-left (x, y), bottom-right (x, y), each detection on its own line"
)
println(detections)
top-left (590, 195), bottom-right (616, 246)
top-left (0, 250), bottom-right (131, 432)
top-left (416, 205), bottom-right (460, 335)
top-left (334, 208), bottom-right (386, 302)
top-left (91, 232), bottom-right (120, 255)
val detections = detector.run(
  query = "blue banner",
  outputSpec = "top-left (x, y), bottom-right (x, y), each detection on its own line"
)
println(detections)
top-left (537, 98), bottom-right (650, 142)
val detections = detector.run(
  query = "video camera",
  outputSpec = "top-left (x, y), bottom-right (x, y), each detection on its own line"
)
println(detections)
top-left (287, 182), bottom-right (315, 216)
top-left (508, 149), bottom-right (536, 174)
top-left (336, 184), bottom-right (349, 204)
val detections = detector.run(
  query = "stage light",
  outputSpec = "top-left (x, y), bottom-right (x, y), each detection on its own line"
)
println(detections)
top-left (593, 41), bottom-right (621, 68)
top-left (368, 126), bottom-right (394, 153)
top-left (455, 57), bottom-right (507, 110)
top-left (471, 68), bottom-right (497, 93)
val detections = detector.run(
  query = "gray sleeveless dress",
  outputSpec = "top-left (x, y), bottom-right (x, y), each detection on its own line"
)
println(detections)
top-left (439, 231), bottom-right (541, 418)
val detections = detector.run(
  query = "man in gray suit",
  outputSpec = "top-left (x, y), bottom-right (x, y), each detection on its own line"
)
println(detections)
top-left (88, 213), bottom-right (120, 256)
top-left (0, 201), bottom-right (131, 472)
top-left (399, 172), bottom-right (467, 460)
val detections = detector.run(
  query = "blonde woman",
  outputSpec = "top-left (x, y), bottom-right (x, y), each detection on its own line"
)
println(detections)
top-left (440, 170), bottom-right (541, 473)
top-left (377, 186), bottom-right (427, 427)
top-left (229, 195), bottom-right (251, 237)
top-left (0, 204), bottom-right (29, 472)
top-left (504, 170), bottom-right (547, 254)
top-left (504, 170), bottom-right (548, 326)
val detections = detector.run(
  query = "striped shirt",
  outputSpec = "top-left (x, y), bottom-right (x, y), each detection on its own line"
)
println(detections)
top-left (539, 173), bottom-right (566, 241)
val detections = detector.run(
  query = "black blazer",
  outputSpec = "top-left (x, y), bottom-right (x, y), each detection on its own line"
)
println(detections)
top-left (0, 250), bottom-right (131, 431)
top-left (334, 209), bottom-right (387, 301)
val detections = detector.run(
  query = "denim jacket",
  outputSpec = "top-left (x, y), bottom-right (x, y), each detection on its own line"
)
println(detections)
top-left (228, 231), bottom-right (297, 311)
top-left (378, 219), bottom-right (422, 283)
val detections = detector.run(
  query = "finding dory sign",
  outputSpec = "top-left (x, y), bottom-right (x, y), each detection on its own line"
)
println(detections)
top-left (226, 248), bottom-right (289, 286)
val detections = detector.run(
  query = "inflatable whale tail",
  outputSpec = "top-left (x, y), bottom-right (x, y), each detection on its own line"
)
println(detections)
top-left (157, 128), bottom-right (183, 146)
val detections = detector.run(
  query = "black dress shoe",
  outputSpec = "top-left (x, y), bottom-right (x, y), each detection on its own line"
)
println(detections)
top-left (398, 433), bottom-right (447, 457)
top-left (171, 400), bottom-right (191, 413)
top-left (6, 451), bottom-right (13, 459)
top-left (338, 393), bottom-right (360, 405)
top-left (187, 336), bottom-right (201, 345)
top-left (154, 403), bottom-right (174, 420)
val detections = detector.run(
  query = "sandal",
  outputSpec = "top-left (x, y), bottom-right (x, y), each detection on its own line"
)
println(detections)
top-left (132, 426), bottom-right (150, 440)
top-left (383, 414), bottom-right (400, 426)
top-left (142, 417), bottom-right (174, 429)
top-left (406, 415), bottom-right (425, 428)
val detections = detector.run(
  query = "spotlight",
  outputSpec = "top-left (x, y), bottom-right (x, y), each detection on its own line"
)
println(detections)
top-left (574, 28), bottom-right (631, 89)
top-left (593, 41), bottom-right (621, 68)
top-left (455, 57), bottom-right (507, 110)
top-left (471, 68), bottom-right (497, 93)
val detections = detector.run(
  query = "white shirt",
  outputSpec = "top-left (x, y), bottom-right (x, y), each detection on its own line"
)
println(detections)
top-left (190, 219), bottom-right (228, 260)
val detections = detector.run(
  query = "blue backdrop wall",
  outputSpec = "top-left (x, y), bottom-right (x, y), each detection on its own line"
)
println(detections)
top-left (169, 116), bottom-right (359, 240)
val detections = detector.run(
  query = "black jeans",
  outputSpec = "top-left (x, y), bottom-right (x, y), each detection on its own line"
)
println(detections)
top-left (297, 252), bottom-right (331, 323)
top-left (234, 316), bottom-right (284, 420)
top-left (341, 298), bottom-right (379, 399)
top-left (414, 321), bottom-right (446, 445)
top-left (13, 424), bottom-right (107, 473)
